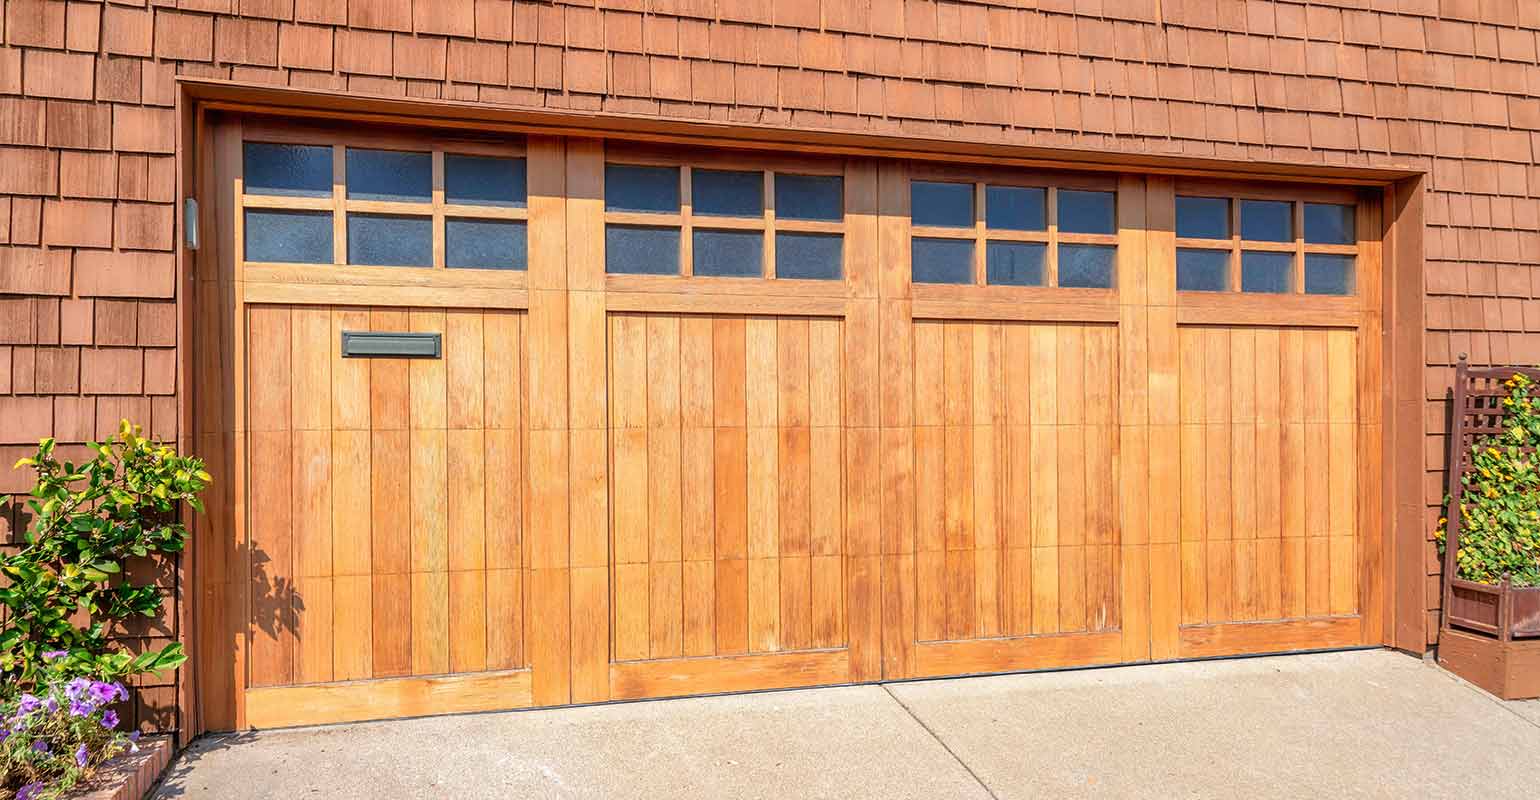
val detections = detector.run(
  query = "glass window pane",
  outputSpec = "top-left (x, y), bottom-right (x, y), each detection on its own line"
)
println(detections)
top-left (346, 148), bottom-right (431, 203)
top-left (985, 186), bottom-right (1046, 231)
top-left (243, 143), bottom-right (332, 197)
top-left (1241, 251), bottom-right (1294, 293)
top-left (244, 209), bottom-right (333, 264)
top-left (911, 181), bottom-right (973, 228)
top-left (776, 232), bottom-right (843, 280)
top-left (693, 169), bottom-right (763, 217)
top-left (1058, 244), bottom-right (1116, 288)
top-left (446, 219), bottom-right (527, 270)
top-left (985, 241), bottom-right (1046, 286)
top-left (1305, 254), bottom-right (1355, 295)
top-left (606, 225), bottom-right (680, 274)
top-left (693, 229), bottom-right (763, 277)
top-left (1240, 200), bottom-right (1292, 242)
top-left (1304, 203), bottom-right (1354, 245)
top-left (1176, 248), bottom-right (1230, 292)
top-left (1176, 196), bottom-right (1230, 240)
top-left (911, 237), bottom-right (974, 283)
top-left (775, 174), bottom-right (843, 221)
top-left (347, 213), bottom-right (432, 266)
top-left (606, 164), bottom-right (680, 213)
top-left (1058, 189), bottom-right (1115, 234)
top-left (445, 155), bottom-right (526, 208)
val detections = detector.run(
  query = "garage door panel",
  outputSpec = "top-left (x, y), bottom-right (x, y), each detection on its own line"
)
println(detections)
top-left (607, 311), bottom-right (851, 692)
top-left (1175, 324), bottom-right (1360, 643)
top-left (909, 319), bottom-right (1120, 652)
top-left (245, 304), bottom-right (532, 694)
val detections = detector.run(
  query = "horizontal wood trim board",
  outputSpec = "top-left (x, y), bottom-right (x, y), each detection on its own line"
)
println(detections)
top-left (910, 633), bottom-right (1125, 679)
top-left (185, 82), bottom-right (1418, 187)
top-left (243, 282), bottom-right (530, 309)
top-left (244, 670), bottom-right (534, 729)
top-left (1177, 618), bottom-right (1363, 659)
top-left (911, 299), bottom-right (1120, 323)
top-left (609, 650), bottom-right (852, 700)
top-left (603, 291), bottom-right (847, 317)
top-left (1175, 306), bottom-right (1362, 329)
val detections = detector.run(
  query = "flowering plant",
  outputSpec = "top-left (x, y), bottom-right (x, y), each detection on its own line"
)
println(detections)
top-left (1436, 373), bottom-right (1540, 586)
top-left (0, 662), bottom-right (139, 800)
top-left (1, 422), bottom-right (208, 691)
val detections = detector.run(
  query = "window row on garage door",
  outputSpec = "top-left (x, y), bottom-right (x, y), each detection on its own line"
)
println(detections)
top-left (190, 117), bottom-right (1385, 729)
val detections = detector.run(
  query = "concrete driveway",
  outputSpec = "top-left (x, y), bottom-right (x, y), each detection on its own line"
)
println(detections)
top-left (154, 650), bottom-right (1540, 799)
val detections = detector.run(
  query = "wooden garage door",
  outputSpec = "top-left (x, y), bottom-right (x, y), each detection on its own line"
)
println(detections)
top-left (605, 313), bottom-right (863, 698)
top-left (904, 319), bottom-right (1123, 677)
top-left (242, 305), bottom-right (532, 726)
top-left (196, 119), bottom-right (1385, 730)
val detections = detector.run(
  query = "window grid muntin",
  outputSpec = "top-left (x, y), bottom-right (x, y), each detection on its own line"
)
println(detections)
top-left (602, 160), bottom-right (846, 280)
top-left (239, 140), bottom-right (529, 270)
top-left (909, 180), bottom-right (1118, 288)
top-left (1174, 194), bottom-right (1358, 296)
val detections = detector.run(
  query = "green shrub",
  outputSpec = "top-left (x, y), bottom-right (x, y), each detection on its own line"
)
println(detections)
top-left (0, 422), bottom-right (209, 692)
top-left (1436, 373), bottom-right (1540, 586)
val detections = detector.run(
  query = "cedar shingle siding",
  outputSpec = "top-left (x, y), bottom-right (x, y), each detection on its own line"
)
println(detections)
top-left (0, 0), bottom-right (1531, 730)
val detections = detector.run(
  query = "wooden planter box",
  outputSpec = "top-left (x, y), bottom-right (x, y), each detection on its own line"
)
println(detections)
top-left (1446, 578), bottom-right (1540, 639)
top-left (1437, 360), bottom-right (1540, 700)
top-left (1438, 628), bottom-right (1540, 701)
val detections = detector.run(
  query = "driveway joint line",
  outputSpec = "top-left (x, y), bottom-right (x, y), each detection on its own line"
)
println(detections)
top-left (880, 683), bottom-right (1002, 800)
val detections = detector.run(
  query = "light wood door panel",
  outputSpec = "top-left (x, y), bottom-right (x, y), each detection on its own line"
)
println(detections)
top-left (903, 319), bottom-right (1123, 677)
top-left (605, 312), bottom-right (856, 697)
top-left (244, 304), bottom-right (532, 708)
top-left (1173, 325), bottom-right (1364, 656)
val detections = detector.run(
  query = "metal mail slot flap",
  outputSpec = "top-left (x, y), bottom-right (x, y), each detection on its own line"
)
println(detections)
top-left (341, 331), bottom-right (442, 359)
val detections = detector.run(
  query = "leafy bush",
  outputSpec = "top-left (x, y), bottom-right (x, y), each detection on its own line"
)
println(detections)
top-left (1, 660), bottom-right (140, 800)
top-left (1, 422), bottom-right (209, 690)
top-left (1436, 373), bottom-right (1540, 586)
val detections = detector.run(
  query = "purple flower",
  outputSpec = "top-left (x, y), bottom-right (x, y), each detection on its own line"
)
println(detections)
top-left (69, 699), bottom-right (95, 717)
top-left (44, 697), bottom-right (59, 714)
top-left (31, 739), bottom-right (49, 753)
top-left (16, 781), bottom-right (44, 800)
top-left (101, 710), bottom-right (119, 729)
top-left (128, 731), bottom-right (140, 742)
top-left (43, 650), bottom-right (66, 660)
top-left (16, 693), bottom-right (41, 715)
top-left (0, 726), bottom-right (9, 743)
top-left (65, 677), bottom-right (91, 702)
top-left (76, 742), bottom-right (90, 767)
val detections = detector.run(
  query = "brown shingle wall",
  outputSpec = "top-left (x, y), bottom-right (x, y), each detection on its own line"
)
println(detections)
top-left (0, 0), bottom-right (1526, 678)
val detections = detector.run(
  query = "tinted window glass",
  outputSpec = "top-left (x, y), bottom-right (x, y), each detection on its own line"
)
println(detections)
top-left (775, 174), bottom-right (843, 221)
top-left (1176, 248), bottom-right (1229, 292)
top-left (1240, 200), bottom-right (1292, 242)
top-left (1304, 203), bottom-right (1355, 245)
top-left (1241, 251), bottom-right (1293, 293)
top-left (911, 238), bottom-right (974, 283)
top-left (1058, 190), bottom-right (1115, 235)
top-left (244, 143), bottom-right (332, 197)
top-left (911, 182), bottom-right (973, 228)
top-left (985, 186), bottom-right (1046, 231)
top-left (346, 148), bottom-right (431, 203)
top-left (445, 155), bottom-right (527, 208)
top-left (1058, 244), bottom-right (1116, 288)
top-left (606, 164), bottom-right (680, 213)
top-left (244, 209), bottom-right (333, 264)
top-left (775, 232), bottom-right (843, 280)
top-left (446, 219), bottom-right (527, 270)
top-left (1175, 196), bottom-right (1230, 240)
top-left (693, 229), bottom-right (763, 277)
top-left (606, 225), bottom-right (680, 274)
top-left (985, 241), bottom-right (1046, 286)
top-left (348, 213), bottom-right (432, 266)
top-left (1305, 254), bottom-right (1355, 295)
top-left (693, 170), bottom-right (763, 217)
